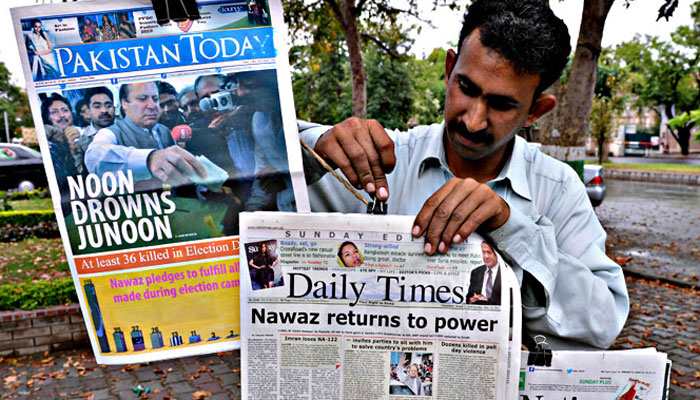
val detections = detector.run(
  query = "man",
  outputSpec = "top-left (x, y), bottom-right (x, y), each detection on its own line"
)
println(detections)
top-left (85, 81), bottom-right (205, 187)
top-left (467, 242), bottom-right (501, 305)
top-left (157, 81), bottom-right (188, 130)
top-left (396, 354), bottom-right (424, 396)
top-left (300, 0), bottom-right (628, 349)
top-left (41, 94), bottom-right (79, 183)
top-left (74, 99), bottom-right (91, 128)
top-left (178, 86), bottom-right (201, 122)
top-left (74, 86), bottom-right (116, 175)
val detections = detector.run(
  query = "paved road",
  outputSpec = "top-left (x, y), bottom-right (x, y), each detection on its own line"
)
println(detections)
top-left (596, 180), bottom-right (700, 282)
top-left (587, 155), bottom-right (700, 166)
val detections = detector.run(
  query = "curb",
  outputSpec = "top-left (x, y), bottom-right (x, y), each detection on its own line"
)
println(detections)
top-left (623, 267), bottom-right (700, 290)
top-left (606, 168), bottom-right (700, 186)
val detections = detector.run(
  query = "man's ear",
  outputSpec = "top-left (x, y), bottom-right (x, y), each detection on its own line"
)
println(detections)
top-left (445, 49), bottom-right (457, 86)
top-left (524, 94), bottom-right (557, 127)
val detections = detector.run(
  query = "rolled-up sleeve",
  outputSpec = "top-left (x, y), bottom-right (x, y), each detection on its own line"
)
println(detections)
top-left (487, 173), bottom-right (628, 349)
top-left (84, 128), bottom-right (153, 180)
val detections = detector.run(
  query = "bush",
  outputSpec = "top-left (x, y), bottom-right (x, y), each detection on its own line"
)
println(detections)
top-left (0, 210), bottom-right (56, 227)
top-left (0, 188), bottom-right (48, 201)
top-left (0, 221), bottom-right (60, 242)
top-left (0, 278), bottom-right (78, 311)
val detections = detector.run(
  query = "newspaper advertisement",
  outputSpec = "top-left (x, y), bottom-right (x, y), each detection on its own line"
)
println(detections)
top-left (11, 0), bottom-right (308, 363)
top-left (240, 211), bottom-right (522, 400)
top-left (519, 349), bottom-right (671, 400)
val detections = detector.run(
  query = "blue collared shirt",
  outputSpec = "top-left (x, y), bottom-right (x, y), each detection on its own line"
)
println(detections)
top-left (300, 121), bottom-right (629, 350)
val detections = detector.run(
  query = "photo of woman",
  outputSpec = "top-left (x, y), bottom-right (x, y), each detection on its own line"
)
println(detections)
top-left (117, 12), bottom-right (136, 39)
top-left (337, 241), bottom-right (363, 267)
top-left (100, 14), bottom-right (118, 42)
top-left (26, 19), bottom-right (58, 80)
top-left (248, 242), bottom-right (280, 290)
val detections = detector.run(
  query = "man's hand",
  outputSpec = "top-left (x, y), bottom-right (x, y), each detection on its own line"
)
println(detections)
top-left (412, 178), bottom-right (510, 255)
top-left (147, 146), bottom-right (207, 186)
top-left (314, 117), bottom-right (396, 200)
top-left (469, 294), bottom-right (487, 304)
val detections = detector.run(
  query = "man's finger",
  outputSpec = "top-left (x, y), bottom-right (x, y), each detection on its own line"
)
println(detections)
top-left (355, 124), bottom-right (388, 198)
top-left (337, 133), bottom-right (374, 193)
top-left (368, 119), bottom-right (396, 174)
top-left (440, 194), bottom-right (481, 248)
top-left (411, 181), bottom-right (459, 254)
top-left (423, 183), bottom-right (473, 254)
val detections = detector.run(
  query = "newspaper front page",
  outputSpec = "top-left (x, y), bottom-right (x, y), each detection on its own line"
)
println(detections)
top-left (11, 0), bottom-right (308, 363)
top-left (519, 349), bottom-right (670, 400)
top-left (240, 212), bottom-right (521, 399)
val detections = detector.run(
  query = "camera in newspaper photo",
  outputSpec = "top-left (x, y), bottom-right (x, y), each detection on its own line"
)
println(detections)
top-left (389, 352), bottom-right (434, 396)
top-left (245, 239), bottom-right (284, 290)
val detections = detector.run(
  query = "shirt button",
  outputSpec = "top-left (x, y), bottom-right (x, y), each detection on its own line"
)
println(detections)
top-left (498, 243), bottom-right (506, 250)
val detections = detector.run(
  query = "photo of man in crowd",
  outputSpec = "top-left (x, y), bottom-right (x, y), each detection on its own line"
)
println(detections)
top-left (37, 68), bottom-right (297, 251)
top-left (389, 352), bottom-right (433, 396)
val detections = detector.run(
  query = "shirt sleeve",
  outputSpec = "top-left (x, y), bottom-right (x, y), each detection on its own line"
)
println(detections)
top-left (486, 173), bottom-right (629, 350)
top-left (84, 128), bottom-right (154, 180)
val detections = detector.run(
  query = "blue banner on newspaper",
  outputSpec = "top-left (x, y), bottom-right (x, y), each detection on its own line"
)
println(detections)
top-left (44, 27), bottom-right (274, 80)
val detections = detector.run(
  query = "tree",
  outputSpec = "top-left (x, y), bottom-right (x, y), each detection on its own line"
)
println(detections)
top-left (589, 51), bottom-right (627, 164)
top-left (0, 62), bottom-right (33, 141)
top-left (615, 1), bottom-right (700, 155)
top-left (284, 0), bottom-right (460, 118)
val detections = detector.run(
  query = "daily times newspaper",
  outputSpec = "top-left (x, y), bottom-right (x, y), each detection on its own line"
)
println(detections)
top-left (11, 0), bottom-right (308, 363)
top-left (240, 212), bottom-right (522, 400)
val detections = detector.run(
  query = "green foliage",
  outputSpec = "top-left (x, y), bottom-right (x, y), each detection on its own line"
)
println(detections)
top-left (0, 62), bottom-right (33, 138)
top-left (0, 210), bottom-right (56, 227)
top-left (365, 47), bottom-right (415, 130)
top-left (1, 188), bottom-right (49, 201)
top-left (0, 279), bottom-right (77, 311)
top-left (410, 48), bottom-right (447, 125)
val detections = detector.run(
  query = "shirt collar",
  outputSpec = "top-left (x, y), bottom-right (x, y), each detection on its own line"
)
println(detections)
top-left (418, 121), bottom-right (451, 177)
top-left (417, 123), bottom-right (532, 201)
top-left (490, 135), bottom-right (532, 201)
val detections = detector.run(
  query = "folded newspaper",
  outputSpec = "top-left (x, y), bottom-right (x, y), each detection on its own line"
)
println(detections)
top-left (240, 211), bottom-right (523, 400)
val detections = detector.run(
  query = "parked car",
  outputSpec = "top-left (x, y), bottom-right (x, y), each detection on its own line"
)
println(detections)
top-left (0, 143), bottom-right (47, 192)
top-left (583, 164), bottom-right (606, 207)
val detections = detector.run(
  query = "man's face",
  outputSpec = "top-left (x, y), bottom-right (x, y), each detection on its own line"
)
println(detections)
top-left (444, 29), bottom-right (541, 163)
top-left (481, 243), bottom-right (497, 269)
top-left (122, 82), bottom-right (161, 128)
top-left (89, 93), bottom-right (115, 129)
top-left (196, 77), bottom-right (223, 100)
top-left (237, 75), bottom-right (276, 110)
top-left (79, 104), bottom-right (91, 124)
top-left (47, 100), bottom-right (73, 130)
top-left (341, 244), bottom-right (362, 267)
top-left (179, 91), bottom-right (200, 119)
top-left (159, 93), bottom-right (178, 115)
top-left (409, 365), bottom-right (418, 378)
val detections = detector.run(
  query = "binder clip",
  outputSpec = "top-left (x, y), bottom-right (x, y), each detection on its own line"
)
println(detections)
top-left (526, 335), bottom-right (552, 367)
top-left (366, 194), bottom-right (387, 215)
top-left (151, 0), bottom-right (201, 25)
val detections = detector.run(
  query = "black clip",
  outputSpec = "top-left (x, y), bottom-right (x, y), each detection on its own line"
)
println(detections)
top-left (151, 0), bottom-right (201, 25)
top-left (366, 194), bottom-right (387, 215)
top-left (527, 335), bottom-right (552, 367)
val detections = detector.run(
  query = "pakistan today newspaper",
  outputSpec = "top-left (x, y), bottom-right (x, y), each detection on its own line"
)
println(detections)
top-left (11, 0), bottom-right (309, 364)
top-left (240, 211), bottom-right (522, 400)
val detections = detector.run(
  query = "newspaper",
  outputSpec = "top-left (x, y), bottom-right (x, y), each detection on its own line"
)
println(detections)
top-left (519, 349), bottom-right (671, 400)
top-left (240, 211), bottom-right (521, 399)
top-left (11, 0), bottom-right (308, 364)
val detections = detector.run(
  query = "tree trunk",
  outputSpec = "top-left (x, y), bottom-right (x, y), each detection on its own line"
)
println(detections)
top-left (541, 0), bottom-right (615, 152)
top-left (331, 0), bottom-right (367, 118)
top-left (663, 104), bottom-right (692, 155)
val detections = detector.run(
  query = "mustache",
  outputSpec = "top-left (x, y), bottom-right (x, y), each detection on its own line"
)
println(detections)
top-left (98, 113), bottom-right (112, 119)
top-left (447, 120), bottom-right (493, 145)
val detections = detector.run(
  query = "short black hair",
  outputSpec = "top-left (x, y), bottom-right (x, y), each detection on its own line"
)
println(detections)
top-left (118, 83), bottom-right (131, 104)
top-left (457, 0), bottom-right (571, 96)
top-left (157, 81), bottom-right (178, 97)
top-left (40, 93), bottom-right (71, 125)
top-left (84, 86), bottom-right (113, 105)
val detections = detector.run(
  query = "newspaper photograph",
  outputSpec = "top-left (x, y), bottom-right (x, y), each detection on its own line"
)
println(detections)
top-left (240, 212), bottom-right (521, 400)
top-left (11, 0), bottom-right (308, 363)
top-left (519, 348), bottom-right (670, 399)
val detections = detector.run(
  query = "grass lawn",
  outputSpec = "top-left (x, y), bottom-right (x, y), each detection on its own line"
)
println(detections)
top-left (7, 198), bottom-right (54, 211)
top-left (586, 161), bottom-right (700, 174)
top-left (0, 238), bottom-right (69, 284)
